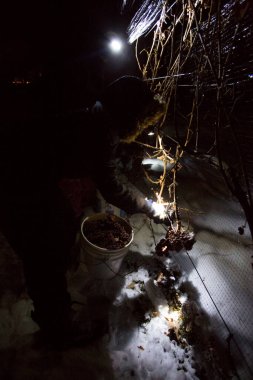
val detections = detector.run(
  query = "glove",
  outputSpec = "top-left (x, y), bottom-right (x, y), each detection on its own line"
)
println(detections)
top-left (152, 214), bottom-right (172, 226)
top-left (144, 199), bottom-right (172, 226)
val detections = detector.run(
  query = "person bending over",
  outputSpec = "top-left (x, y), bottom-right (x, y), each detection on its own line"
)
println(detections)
top-left (0, 75), bottom-right (166, 347)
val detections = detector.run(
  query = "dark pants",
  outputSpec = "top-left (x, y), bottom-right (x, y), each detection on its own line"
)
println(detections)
top-left (0, 184), bottom-right (77, 332)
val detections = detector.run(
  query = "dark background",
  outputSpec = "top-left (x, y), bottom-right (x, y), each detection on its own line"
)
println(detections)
top-left (0, 0), bottom-right (139, 111)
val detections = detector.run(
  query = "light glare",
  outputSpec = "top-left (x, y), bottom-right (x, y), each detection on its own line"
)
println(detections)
top-left (109, 38), bottom-right (123, 53)
top-left (152, 201), bottom-right (166, 219)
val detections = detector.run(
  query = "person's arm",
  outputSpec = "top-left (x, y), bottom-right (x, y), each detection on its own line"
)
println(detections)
top-left (97, 167), bottom-right (152, 215)
top-left (93, 143), bottom-right (153, 216)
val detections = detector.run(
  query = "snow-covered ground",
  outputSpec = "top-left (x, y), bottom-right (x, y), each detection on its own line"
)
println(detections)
top-left (0, 155), bottom-right (252, 379)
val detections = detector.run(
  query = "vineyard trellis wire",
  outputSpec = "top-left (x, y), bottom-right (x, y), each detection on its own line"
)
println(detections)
top-left (125, 0), bottom-right (253, 239)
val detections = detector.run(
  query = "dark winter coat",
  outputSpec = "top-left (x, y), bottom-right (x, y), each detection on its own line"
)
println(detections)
top-left (50, 107), bottom-right (150, 215)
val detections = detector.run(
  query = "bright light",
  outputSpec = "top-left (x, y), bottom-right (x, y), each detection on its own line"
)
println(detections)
top-left (179, 294), bottom-right (187, 304)
top-left (152, 201), bottom-right (167, 219)
top-left (158, 305), bottom-right (170, 318)
top-left (109, 38), bottom-right (123, 53)
top-left (159, 306), bottom-right (181, 324)
top-left (168, 309), bottom-right (181, 323)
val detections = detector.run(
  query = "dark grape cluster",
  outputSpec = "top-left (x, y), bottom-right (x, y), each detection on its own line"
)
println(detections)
top-left (155, 228), bottom-right (195, 256)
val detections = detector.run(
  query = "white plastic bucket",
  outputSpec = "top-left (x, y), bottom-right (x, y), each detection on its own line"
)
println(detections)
top-left (80, 213), bottom-right (134, 279)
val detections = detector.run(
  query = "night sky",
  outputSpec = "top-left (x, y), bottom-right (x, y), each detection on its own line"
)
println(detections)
top-left (0, 0), bottom-right (139, 109)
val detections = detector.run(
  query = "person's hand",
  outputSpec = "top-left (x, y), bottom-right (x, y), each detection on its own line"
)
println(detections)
top-left (152, 214), bottom-right (172, 226)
